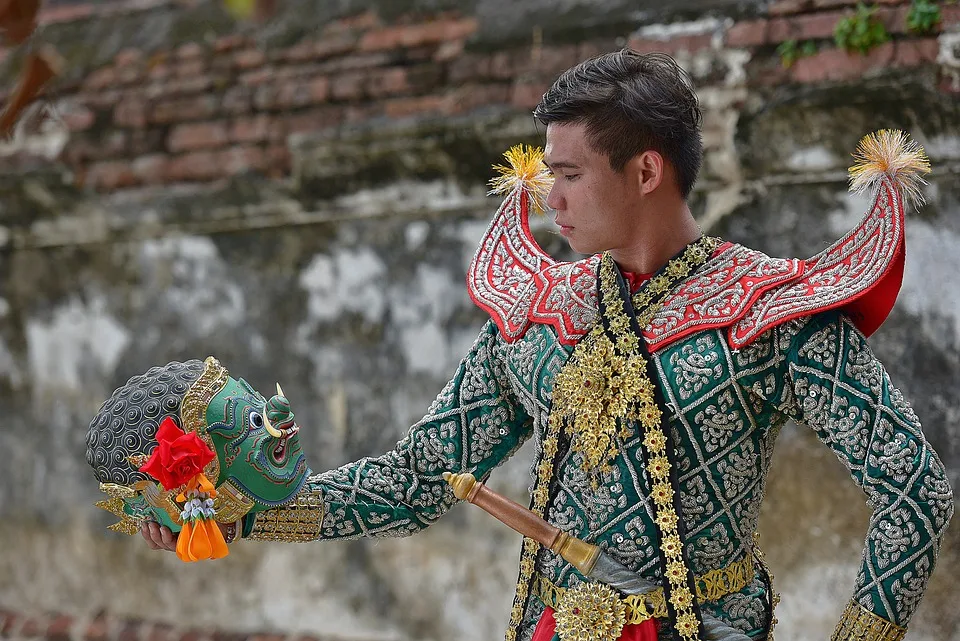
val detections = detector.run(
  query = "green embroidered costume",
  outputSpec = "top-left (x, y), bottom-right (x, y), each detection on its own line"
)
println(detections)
top-left (245, 136), bottom-right (951, 641)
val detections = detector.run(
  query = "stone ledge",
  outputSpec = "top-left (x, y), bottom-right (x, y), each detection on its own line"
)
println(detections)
top-left (0, 608), bottom-right (379, 641)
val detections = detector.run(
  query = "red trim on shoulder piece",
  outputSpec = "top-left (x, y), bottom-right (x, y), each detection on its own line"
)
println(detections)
top-left (530, 256), bottom-right (599, 343)
top-left (467, 188), bottom-right (555, 342)
top-left (727, 176), bottom-right (904, 348)
top-left (466, 181), bottom-right (599, 345)
top-left (644, 243), bottom-right (803, 351)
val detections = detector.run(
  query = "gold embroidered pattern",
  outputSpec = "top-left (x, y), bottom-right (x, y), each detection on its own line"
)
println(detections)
top-left (213, 479), bottom-right (256, 523)
top-left (180, 356), bottom-right (230, 483)
top-left (248, 491), bottom-right (325, 542)
top-left (536, 573), bottom-right (668, 622)
top-left (550, 239), bottom-right (720, 481)
top-left (505, 378), bottom-right (566, 641)
top-left (94, 496), bottom-right (140, 535)
top-left (509, 238), bottom-right (718, 641)
top-left (554, 582), bottom-right (627, 641)
top-left (98, 482), bottom-right (136, 499)
top-left (533, 550), bottom-right (755, 625)
top-left (550, 325), bottom-right (639, 476)
top-left (591, 240), bottom-right (718, 641)
top-left (831, 600), bottom-right (906, 641)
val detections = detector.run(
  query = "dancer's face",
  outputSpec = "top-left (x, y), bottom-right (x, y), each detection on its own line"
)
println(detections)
top-left (543, 122), bottom-right (651, 256)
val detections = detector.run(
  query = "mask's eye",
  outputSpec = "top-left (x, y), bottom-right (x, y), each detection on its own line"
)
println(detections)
top-left (250, 411), bottom-right (264, 428)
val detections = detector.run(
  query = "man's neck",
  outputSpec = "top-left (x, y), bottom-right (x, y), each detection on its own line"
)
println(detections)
top-left (610, 206), bottom-right (703, 275)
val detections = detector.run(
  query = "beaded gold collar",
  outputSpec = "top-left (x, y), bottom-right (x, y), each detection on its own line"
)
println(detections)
top-left (551, 237), bottom-right (720, 478)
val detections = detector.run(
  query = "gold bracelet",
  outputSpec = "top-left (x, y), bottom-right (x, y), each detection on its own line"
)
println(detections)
top-left (831, 600), bottom-right (906, 641)
top-left (248, 491), bottom-right (325, 542)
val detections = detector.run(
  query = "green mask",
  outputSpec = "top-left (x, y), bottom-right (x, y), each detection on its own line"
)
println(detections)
top-left (87, 357), bottom-right (311, 535)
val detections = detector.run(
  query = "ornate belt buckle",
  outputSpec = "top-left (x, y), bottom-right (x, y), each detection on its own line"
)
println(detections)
top-left (554, 582), bottom-right (627, 641)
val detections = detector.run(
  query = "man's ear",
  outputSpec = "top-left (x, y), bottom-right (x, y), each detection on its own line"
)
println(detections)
top-left (631, 151), bottom-right (664, 195)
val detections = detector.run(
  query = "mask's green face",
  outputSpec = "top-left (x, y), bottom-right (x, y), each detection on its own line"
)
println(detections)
top-left (206, 376), bottom-right (310, 509)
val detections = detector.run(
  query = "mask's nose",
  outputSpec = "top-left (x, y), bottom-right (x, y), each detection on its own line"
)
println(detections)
top-left (263, 384), bottom-right (301, 439)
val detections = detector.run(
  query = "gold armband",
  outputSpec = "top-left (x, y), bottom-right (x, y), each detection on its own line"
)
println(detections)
top-left (831, 600), bottom-right (906, 641)
top-left (248, 491), bottom-right (325, 542)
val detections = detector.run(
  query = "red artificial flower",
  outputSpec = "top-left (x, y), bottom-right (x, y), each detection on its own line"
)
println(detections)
top-left (139, 417), bottom-right (215, 490)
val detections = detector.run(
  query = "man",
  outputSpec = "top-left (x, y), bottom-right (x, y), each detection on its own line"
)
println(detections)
top-left (142, 50), bottom-right (954, 641)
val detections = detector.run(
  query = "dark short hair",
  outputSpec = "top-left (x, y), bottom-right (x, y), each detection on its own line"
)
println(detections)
top-left (533, 49), bottom-right (703, 199)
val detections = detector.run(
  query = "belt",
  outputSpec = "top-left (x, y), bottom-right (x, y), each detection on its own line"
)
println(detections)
top-left (532, 552), bottom-right (755, 626)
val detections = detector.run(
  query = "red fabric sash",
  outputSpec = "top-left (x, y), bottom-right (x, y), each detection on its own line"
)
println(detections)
top-left (531, 607), bottom-right (658, 641)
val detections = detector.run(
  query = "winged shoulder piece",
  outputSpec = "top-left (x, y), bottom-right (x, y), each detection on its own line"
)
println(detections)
top-left (467, 132), bottom-right (929, 351)
top-left (466, 145), bottom-right (599, 344)
top-left (724, 130), bottom-right (929, 348)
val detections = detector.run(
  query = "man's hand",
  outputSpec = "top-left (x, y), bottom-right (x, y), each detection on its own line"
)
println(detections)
top-left (140, 520), bottom-right (235, 552)
top-left (141, 521), bottom-right (178, 552)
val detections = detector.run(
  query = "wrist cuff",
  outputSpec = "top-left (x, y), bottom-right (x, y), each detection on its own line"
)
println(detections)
top-left (831, 600), bottom-right (906, 641)
top-left (247, 491), bottom-right (325, 542)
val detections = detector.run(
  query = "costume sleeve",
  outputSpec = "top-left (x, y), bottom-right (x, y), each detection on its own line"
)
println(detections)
top-left (777, 311), bottom-right (954, 640)
top-left (245, 320), bottom-right (534, 542)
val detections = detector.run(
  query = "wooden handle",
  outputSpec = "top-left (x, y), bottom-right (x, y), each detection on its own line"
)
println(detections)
top-left (0, 0), bottom-right (40, 46)
top-left (443, 471), bottom-right (600, 575)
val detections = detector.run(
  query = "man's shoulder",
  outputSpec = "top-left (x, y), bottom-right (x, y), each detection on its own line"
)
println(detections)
top-left (468, 242), bottom-right (599, 347)
top-left (645, 241), bottom-right (803, 352)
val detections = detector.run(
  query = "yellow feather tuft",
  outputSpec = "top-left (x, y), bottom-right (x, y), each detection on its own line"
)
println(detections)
top-left (488, 144), bottom-right (554, 215)
top-left (848, 129), bottom-right (931, 207)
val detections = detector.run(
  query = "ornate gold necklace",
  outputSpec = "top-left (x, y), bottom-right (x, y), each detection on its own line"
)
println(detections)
top-left (550, 237), bottom-right (720, 478)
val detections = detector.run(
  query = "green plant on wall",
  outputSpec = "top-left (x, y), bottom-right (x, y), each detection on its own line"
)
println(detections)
top-left (834, 3), bottom-right (891, 54)
top-left (777, 39), bottom-right (818, 67)
top-left (906, 0), bottom-right (942, 34)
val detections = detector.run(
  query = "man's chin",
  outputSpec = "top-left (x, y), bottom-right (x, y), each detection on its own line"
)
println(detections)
top-left (565, 238), bottom-right (599, 256)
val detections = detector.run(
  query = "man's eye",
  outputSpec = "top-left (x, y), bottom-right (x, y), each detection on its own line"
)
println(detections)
top-left (564, 174), bottom-right (580, 181)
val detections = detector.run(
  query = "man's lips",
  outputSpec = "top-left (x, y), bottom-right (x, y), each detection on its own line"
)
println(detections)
top-left (556, 222), bottom-right (574, 236)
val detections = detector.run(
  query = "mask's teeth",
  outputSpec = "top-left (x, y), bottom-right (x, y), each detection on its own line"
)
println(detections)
top-left (272, 438), bottom-right (287, 462)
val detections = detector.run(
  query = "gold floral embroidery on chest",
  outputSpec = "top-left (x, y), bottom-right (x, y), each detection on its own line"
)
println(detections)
top-left (550, 325), bottom-right (652, 477)
top-left (549, 238), bottom-right (719, 482)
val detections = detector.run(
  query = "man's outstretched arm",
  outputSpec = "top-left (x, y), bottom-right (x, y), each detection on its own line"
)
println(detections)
top-left (242, 319), bottom-right (534, 543)
top-left (779, 311), bottom-right (953, 640)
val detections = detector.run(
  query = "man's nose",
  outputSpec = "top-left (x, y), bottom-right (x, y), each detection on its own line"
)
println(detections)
top-left (546, 184), bottom-right (564, 211)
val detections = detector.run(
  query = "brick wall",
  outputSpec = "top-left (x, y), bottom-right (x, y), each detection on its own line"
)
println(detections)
top-left (2, 0), bottom-right (958, 193)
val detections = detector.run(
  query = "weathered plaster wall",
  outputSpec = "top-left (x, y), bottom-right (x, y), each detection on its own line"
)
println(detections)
top-left (0, 1), bottom-right (958, 641)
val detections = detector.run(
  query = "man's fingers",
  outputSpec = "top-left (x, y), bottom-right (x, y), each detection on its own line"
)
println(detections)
top-left (140, 521), bottom-right (177, 552)
top-left (148, 522), bottom-right (166, 549)
top-left (140, 522), bottom-right (161, 549)
top-left (159, 524), bottom-right (177, 550)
